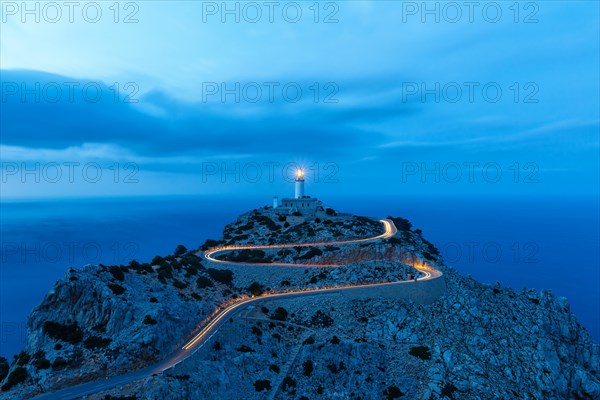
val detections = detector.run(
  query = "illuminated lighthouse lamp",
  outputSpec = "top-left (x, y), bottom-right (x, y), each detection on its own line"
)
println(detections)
top-left (295, 168), bottom-right (305, 198)
top-left (274, 166), bottom-right (323, 213)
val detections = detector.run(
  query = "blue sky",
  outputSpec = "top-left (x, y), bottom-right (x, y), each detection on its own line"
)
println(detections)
top-left (1, 1), bottom-right (598, 199)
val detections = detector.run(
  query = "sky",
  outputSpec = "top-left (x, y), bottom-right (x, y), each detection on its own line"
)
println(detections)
top-left (0, 1), bottom-right (599, 199)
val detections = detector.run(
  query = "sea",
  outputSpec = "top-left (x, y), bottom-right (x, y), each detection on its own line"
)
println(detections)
top-left (1, 195), bottom-right (598, 359)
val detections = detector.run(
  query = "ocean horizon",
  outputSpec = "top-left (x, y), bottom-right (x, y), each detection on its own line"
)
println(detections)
top-left (1, 194), bottom-right (598, 359)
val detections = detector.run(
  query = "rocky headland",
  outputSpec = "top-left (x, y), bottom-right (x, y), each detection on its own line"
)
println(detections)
top-left (1, 207), bottom-right (598, 399)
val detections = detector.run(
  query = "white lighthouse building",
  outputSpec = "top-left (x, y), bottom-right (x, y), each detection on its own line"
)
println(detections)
top-left (274, 167), bottom-right (324, 215)
top-left (295, 168), bottom-right (305, 198)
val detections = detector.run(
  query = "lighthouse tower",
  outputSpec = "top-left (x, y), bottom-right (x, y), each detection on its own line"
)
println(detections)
top-left (278, 166), bottom-right (324, 215)
top-left (295, 168), bottom-right (305, 198)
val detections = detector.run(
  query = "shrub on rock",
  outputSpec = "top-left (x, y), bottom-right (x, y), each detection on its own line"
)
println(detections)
top-left (207, 268), bottom-right (234, 286)
top-left (237, 345), bottom-right (255, 353)
top-left (0, 357), bottom-right (8, 382)
top-left (1, 366), bottom-right (27, 391)
top-left (84, 336), bottom-right (111, 349)
top-left (196, 276), bottom-right (214, 289)
top-left (254, 379), bottom-right (272, 392)
top-left (303, 360), bottom-right (314, 377)
top-left (108, 283), bottom-right (126, 295)
top-left (270, 307), bottom-right (288, 321)
top-left (108, 266), bottom-right (125, 281)
top-left (383, 385), bottom-right (405, 399)
top-left (43, 321), bottom-right (83, 344)
top-left (409, 346), bottom-right (431, 360)
top-left (174, 244), bottom-right (187, 257)
top-left (248, 282), bottom-right (264, 296)
top-left (143, 315), bottom-right (158, 325)
top-left (33, 358), bottom-right (50, 370)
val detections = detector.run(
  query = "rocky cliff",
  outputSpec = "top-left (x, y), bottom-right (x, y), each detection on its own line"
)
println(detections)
top-left (1, 208), bottom-right (598, 399)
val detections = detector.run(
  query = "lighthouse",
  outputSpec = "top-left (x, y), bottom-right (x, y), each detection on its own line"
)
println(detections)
top-left (277, 166), bottom-right (324, 215)
top-left (295, 168), bottom-right (305, 198)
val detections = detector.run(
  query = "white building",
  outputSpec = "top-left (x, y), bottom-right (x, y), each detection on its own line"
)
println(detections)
top-left (273, 168), bottom-right (324, 215)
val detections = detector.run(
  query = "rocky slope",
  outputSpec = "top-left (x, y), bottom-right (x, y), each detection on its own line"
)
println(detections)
top-left (85, 270), bottom-right (600, 400)
top-left (1, 208), bottom-right (598, 399)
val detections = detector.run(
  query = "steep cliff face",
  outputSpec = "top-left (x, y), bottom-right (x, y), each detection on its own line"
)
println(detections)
top-left (27, 264), bottom-right (211, 361)
top-left (1, 255), bottom-right (223, 397)
top-left (90, 269), bottom-right (600, 400)
top-left (1, 210), bottom-right (598, 399)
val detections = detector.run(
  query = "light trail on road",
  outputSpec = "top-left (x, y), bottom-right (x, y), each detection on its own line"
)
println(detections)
top-left (31, 218), bottom-right (442, 400)
top-left (204, 218), bottom-right (396, 266)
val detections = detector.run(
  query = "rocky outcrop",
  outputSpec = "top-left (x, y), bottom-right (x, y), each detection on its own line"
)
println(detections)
top-left (0, 258), bottom-right (223, 398)
top-left (88, 269), bottom-right (600, 400)
top-left (1, 209), bottom-right (598, 399)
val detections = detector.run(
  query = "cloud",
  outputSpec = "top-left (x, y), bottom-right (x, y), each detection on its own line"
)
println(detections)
top-left (1, 70), bottom-right (422, 158)
top-left (1, 62), bottom-right (598, 198)
top-left (0, 143), bottom-right (132, 162)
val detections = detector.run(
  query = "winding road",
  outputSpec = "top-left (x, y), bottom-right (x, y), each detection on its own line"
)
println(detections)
top-left (31, 218), bottom-right (442, 400)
